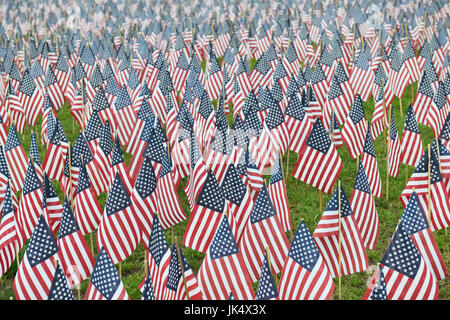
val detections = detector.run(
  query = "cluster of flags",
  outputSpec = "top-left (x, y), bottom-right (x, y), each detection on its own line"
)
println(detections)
top-left (0, 0), bottom-right (448, 300)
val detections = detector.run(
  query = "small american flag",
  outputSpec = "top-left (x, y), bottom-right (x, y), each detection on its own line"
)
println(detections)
top-left (240, 183), bottom-right (290, 283)
top-left (130, 156), bottom-right (157, 251)
top-left (85, 247), bottom-right (129, 300)
top-left (5, 124), bottom-right (28, 194)
top-left (292, 118), bottom-right (342, 194)
top-left (197, 214), bottom-right (255, 300)
top-left (313, 183), bottom-right (369, 278)
top-left (401, 104), bottom-right (424, 167)
top-left (73, 161), bottom-right (103, 235)
top-left (17, 159), bottom-right (43, 240)
top-left (46, 262), bottom-right (76, 300)
top-left (342, 94), bottom-right (368, 159)
top-left (400, 191), bottom-right (448, 282)
top-left (278, 220), bottom-right (335, 300)
top-left (378, 223), bottom-right (438, 300)
top-left (57, 196), bottom-right (95, 287)
top-left (412, 71), bottom-right (435, 125)
top-left (350, 160), bottom-right (380, 250)
top-left (255, 251), bottom-right (279, 300)
top-left (427, 81), bottom-right (449, 138)
top-left (14, 215), bottom-right (59, 300)
top-left (183, 169), bottom-right (225, 253)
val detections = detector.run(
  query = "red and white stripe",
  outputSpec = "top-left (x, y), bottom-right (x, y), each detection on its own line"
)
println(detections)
top-left (350, 188), bottom-right (380, 250)
top-left (278, 254), bottom-right (335, 300)
top-left (73, 186), bottom-right (103, 235)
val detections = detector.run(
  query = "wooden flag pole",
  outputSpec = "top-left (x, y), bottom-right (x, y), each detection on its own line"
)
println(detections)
top-left (337, 180), bottom-right (342, 300)
top-left (386, 102), bottom-right (392, 201)
top-left (265, 247), bottom-right (278, 287)
top-left (175, 237), bottom-right (190, 300)
top-left (427, 144), bottom-right (431, 225)
top-left (435, 138), bottom-right (448, 236)
top-left (319, 190), bottom-right (323, 213)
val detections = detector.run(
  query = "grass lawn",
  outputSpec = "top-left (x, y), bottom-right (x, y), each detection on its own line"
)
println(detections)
top-left (0, 73), bottom-right (448, 300)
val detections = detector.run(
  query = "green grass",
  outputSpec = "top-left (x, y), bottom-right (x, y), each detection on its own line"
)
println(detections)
top-left (0, 75), bottom-right (448, 300)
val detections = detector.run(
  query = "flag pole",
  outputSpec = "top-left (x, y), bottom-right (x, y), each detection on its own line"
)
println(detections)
top-left (265, 247), bottom-right (278, 287)
top-left (337, 180), bottom-right (342, 300)
top-left (386, 101), bottom-right (392, 201)
top-left (427, 144), bottom-right (431, 225)
top-left (435, 138), bottom-right (447, 236)
top-left (175, 237), bottom-right (190, 300)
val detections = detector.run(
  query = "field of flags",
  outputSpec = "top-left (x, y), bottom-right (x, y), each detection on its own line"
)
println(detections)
top-left (0, 0), bottom-right (449, 300)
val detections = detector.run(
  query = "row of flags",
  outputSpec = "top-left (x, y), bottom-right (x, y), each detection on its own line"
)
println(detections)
top-left (0, 0), bottom-right (448, 300)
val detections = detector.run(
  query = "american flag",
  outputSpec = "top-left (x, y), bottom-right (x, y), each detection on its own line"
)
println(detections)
top-left (85, 247), bottom-right (129, 300)
top-left (342, 95), bottom-right (368, 159)
top-left (401, 148), bottom-right (450, 232)
top-left (0, 182), bottom-right (21, 252)
top-left (426, 81), bottom-right (449, 138)
top-left (412, 71), bottom-right (435, 125)
top-left (310, 63), bottom-right (329, 112)
top-left (17, 159), bottom-right (43, 240)
top-left (183, 169), bottom-right (225, 253)
top-left (5, 124), bottom-right (28, 194)
top-left (284, 93), bottom-right (312, 154)
top-left (19, 68), bottom-right (44, 127)
top-left (388, 107), bottom-right (402, 178)
top-left (268, 152), bottom-right (292, 233)
top-left (360, 127), bottom-right (382, 198)
top-left (197, 214), bottom-right (255, 300)
top-left (164, 242), bottom-right (204, 300)
top-left (401, 104), bottom-right (424, 167)
top-left (57, 196), bottom-right (95, 287)
top-left (278, 220), bottom-right (335, 300)
top-left (236, 57), bottom-right (252, 99)
top-left (370, 87), bottom-right (389, 140)
top-left (89, 117), bottom-right (112, 184)
top-left (155, 145), bottom-right (187, 230)
top-left (388, 47), bottom-right (411, 99)
top-left (114, 86), bottom-right (138, 147)
top-left (292, 118), bottom-right (342, 194)
top-left (350, 160), bottom-right (380, 250)
top-left (109, 138), bottom-right (133, 195)
top-left (313, 183), bottom-right (369, 278)
top-left (378, 223), bottom-right (438, 300)
top-left (46, 262), bottom-right (76, 300)
top-left (433, 138), bottom-right (450, 179)
top-left (42, 173), bottom-right (63, 234)
top-left (400, 191), bottom-right (448, 282)
top-left (44, 66), bottom-right (65, 110)
top-left (130, 156), bottom-right (157, 251)
top-left (240, 183), bottom-right (290, 283)
top-left (97, 172), bottom-right (140, 264)
top-left (14, 215), bottom-right (59, 300)
top-left (140, 213), bottom-right (171, 299)
top-left (244, 146), bottom-right (264, 192)
top-left (73, 161), bottom-right (103, 235)
top-left (349, 48), bottom-right (373, 102)
top-left (255, 251), bottom-right (279, 300)
top-left (184, 130), bottom-right (208, 210)
top-left (403, 39), bottom-right (421, 84)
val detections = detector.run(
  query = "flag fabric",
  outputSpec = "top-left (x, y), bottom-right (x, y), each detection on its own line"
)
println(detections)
top-left (342, 95), bottom-right (368, 159)
top-left (17, 160), bottom-right (43, 240)
top-left (57, 196), bottom-right (95, 287)
top-left (46, 262), bottom-right (76, 300)
top-left (401, 104), bottom-right (424, 167)
top-left (278, 220), bottom-right (335, 300)
top-left (350, 160), bottom-right (380, 250)
top-left (255, 251), bottom-right (279, 300)
top-left (73, 161), bottom-right (103, 235)
top-left (183, 169), bottom-right (225, 253)
top-left (130, 156), bottom-right (157, 250)
top-left (85, 247), bottom-right (129, 300)
top-left (284, 93), bottom-right (312, 154)
top-left (292, 118), bottom-right (342, 194)
top-left (361, 127), bottom-right (382, 198)
top-left (268, 152), bottom-right (292, 233)
top-left (13, 215), bottom-right (59, 300)
top-left (401, 146), bottom-right (450, 232)
top-left (42, 174), bottom-right (63, 234)
top-left (378, 223), bottom-right (438, 300)
top-left (412, 71), bottom-right (435, 125)
top-left (97, 172), bottom-right (141, 264)
top-left (239, 184), bottom-right (290, 283)
top-left (313, 183), bottom-right (369, 278)
top-left (197, 214), bottom-right (255, 300)
top-left (400, 191), bottom-right (448, 282)
top-left (5, 124), bottom-right (28, 193)
top-left (388, 107), bottom-right (402, 178)
top-left (164, 243), bottom-right (204, 300)
top-left (140, 213), bottom-right (171, 299)
top-left (156, 146), bottom-right (187, 230)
